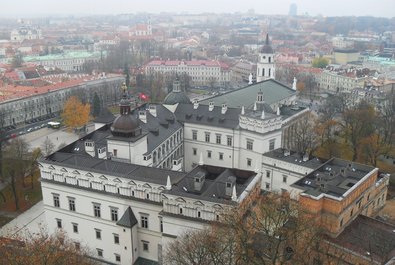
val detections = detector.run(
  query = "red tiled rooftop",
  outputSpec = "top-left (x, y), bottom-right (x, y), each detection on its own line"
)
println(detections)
top-left (0, 74), bottom-right (122, 103)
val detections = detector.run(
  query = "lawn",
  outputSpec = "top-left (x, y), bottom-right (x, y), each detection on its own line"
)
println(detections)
top-left (0, 170), bottom-right (42, 213)
top-left (0, 216), bottom-right (13, 227)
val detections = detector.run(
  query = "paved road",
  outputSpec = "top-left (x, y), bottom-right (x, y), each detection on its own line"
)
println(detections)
top-left (21, 127), bottom-right (79, 152)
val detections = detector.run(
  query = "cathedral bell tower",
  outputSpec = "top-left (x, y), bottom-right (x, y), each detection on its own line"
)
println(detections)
top-left (256, 33), bottom-right (275, 83)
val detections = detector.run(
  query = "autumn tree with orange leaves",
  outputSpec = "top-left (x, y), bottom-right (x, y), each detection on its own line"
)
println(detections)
top-left (61, 96), bottom-right (91, 130)
top-left (0, 228), bottom-right (98, 265)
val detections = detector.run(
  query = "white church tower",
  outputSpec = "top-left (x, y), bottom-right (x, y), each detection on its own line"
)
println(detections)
top-left (256, 33), bottom-right (275, 83)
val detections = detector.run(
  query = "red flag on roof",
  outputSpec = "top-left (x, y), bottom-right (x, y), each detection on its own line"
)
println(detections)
top-left (139, 93), bottom-right (148, 101)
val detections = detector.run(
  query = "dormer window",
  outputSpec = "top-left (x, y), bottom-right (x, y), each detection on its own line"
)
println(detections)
top-left (226, 182), bottom-right (232, 188)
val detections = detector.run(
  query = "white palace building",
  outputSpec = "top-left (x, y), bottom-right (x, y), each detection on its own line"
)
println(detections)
top-left (37, 38), bottom-right (389, 265)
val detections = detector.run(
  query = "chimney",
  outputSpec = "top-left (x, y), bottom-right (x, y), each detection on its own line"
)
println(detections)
top-left (194, 171), bottom-right (205, 192)
top-left (85, 140), bottom-right (95, 157)
top-left (241, 105), bottom-right (245, 115)
top-left (284, 149), bottom-right (290, 156)
top-left (277, 106), bottom-right (281, 115)
top-left (292, 77), bottom-right (297, 91)
top-left (166, 175), bottom-right (172, 190)
top-left (209, 101), bottom-right (214, 111)
top-left (193, 99), bottom-right (199, 109)
top-left (302, 153), bottom-right (309, 162)
top-left (139, 110), bottom-right (147, 123)
top-left (225, 176), bottom-right (236, 197)
top-left (149, 105), bottom-right (157, 117)
top-left (198, 152), bottom-right (204, 165)
top-left (231, 185), bottom-right (237, 201)
top-left (261, 109), bottom-right (265, 119)
top-left (221, 103), bottom-right (227, 114)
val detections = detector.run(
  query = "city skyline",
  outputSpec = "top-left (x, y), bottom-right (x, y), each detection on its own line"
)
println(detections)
top-left (1, 0), bottom-right (394, 18)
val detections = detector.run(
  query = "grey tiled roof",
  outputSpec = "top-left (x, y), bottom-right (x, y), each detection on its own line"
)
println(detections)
top-left (93, 108), bottom-right (116, 124)
top-left (164, 165), bottom-right (257, 204)
top-left (116, 207), bottom-right (138, 228)
top-left (174, 103), bottom-right (241, 129)
top-left (137, 105), bottom-right (183, 152)
top-left (44, 152), bottom-right (185, 185)
top-left (263, 148), bottom-right (325, 169)
top-left (200, 79), bottom-right (295, 109)
top-left (292, 158), bottom-right (376, 198)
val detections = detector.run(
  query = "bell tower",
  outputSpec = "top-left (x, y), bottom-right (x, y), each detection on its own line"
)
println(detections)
top-left (256, 33), bottom-right (275, 83)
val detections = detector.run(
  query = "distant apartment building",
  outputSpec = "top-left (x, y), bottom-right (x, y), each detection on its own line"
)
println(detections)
top-left (230, 61), bottom-right (256, 83)
top-left (23, 51), bottom-right (101, 72)
top-left (319, 69), bottom-right (366, 93)
top-left (332, 36), bottom-right (354, 49)
top-left (145, 60), bottom-right (231, 87)
top-left (0, 75), bottom-right (124, 127)
top-left (333, 49), bottom-right (360, 65)
top-left (10, 25), bottom-right (42, 43)
top-left (362, 54), bottom-right (395, 72)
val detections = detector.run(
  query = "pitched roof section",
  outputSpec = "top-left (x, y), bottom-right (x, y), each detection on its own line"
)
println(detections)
top-left (174, 103), bottom-right (241, 129)
top-left (44, 152), bottom-right (185, 185)
top-left (116, 207), bottom-right (138, 228)
top-left (200, 79), bottom-right (295, 109)
top-left (93, 108), bottom-right (116, 124)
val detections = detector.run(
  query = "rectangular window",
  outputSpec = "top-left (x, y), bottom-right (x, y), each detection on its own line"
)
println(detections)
top-left (207, 150), bottom-right (212, 158)
top-left (247, 158), bottom-right (252, 167)
top-left (246, 139), bottom-right (253, 150)
top-left (159, 217), bottom-right (163, 232)
top-left (68, 198), bottom-right (75, 211)
top-left (97, 249), bottom-right (103, 257)
top-left (93, 204), bottom-right (101, 218)
top-left (269, 139), bottom-right (275, 151)
top-left (114, 234), bottom-right (119, 244)
top-left (266, 170), bottom-right (270, 178)
top-left (111, 208), bottom-right (118, 222)
top-left (142, 241), bottom-right (149, 252)
top-left (205, 132), bottom-right (210, 143)
top-left (193, 148), bottom-right (197, 156)
top-left (115, 254), bottom-right (121, 262)
top-left (192, 130), bottom-right (197, 140)
top-left (72, 223), bottom-right (78, 233)
top-left (227, 136), bottom-right (232, 146)
top-left (265, 183), bottom-right (270, 190)
top-left (95, 229), bottom-right (101, 240)
top-left (216, 134), bottom-right (221, 144)
top-left (56, 219), bottom-right (62, 229)
top-left (113, 149), bottom-right (117, 157)
top-left (282, 175), bottom-right (287, 183)
top-left (219, 152), bottom-right (224, 160)
top-left (141, 215), bottom-right (148, 229)
top-left (53, 194), bottom-right (60, 208)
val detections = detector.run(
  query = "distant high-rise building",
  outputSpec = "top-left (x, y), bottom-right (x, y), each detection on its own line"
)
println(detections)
top-left (288, 3), bottom-right (297, 16)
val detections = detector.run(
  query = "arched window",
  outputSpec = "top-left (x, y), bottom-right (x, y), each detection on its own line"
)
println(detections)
top-left (153, 151), bottom-right (157, 163)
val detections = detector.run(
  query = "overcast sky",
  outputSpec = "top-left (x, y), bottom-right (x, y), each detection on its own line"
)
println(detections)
top-left (1, 0), bottom-right (394, 18)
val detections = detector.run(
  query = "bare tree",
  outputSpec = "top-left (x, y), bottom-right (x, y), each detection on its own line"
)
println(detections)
top-left (41, 137), bottom-right (55, 157)
top-left (165, 193), bottom-right (324, 265)
top-left (1, 138), bottom-right (30, 210)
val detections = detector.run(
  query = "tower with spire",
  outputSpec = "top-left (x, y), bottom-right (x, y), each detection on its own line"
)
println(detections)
top-left (256, 33), bottom-right (275, 83)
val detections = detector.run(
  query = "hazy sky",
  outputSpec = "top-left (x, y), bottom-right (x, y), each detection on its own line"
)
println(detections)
top-left (1, 0), bottom-right (394, 18)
